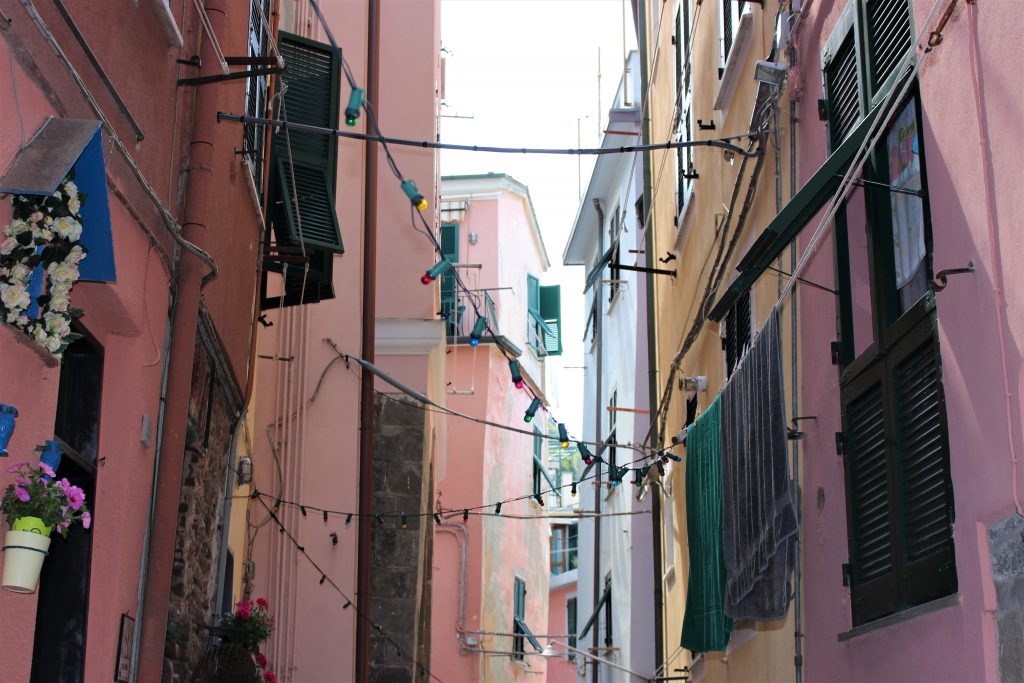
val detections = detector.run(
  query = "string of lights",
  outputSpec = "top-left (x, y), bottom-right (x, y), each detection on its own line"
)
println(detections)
top-left (255, 497), bottom-right (443, 683)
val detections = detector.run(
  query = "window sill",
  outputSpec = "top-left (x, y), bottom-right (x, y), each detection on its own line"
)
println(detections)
top-left (837, 593), bottom-right (960, 642)
top-left (714, 11), bottom-right (754, 112)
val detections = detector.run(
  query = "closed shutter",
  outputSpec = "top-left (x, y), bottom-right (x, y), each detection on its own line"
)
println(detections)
top-left (825, 32), bottom-right (861, 150)
top-left (539, 285), bottom-right (562, 356)
top-left (567, 597), bottom-right (578, 658)
top-left (527, 274), bottom-right (540, 316)
top-left (864, 0), bottom-right (912, 94)
top-left (513, 577), bottom-right (526, 658)
top-left (890, 323), bottom-right (957, 605)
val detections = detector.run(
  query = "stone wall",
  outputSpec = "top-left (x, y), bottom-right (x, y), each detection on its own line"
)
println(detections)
top-left (164, 328), bottom-right (240, 682)
top-left (990, 513), bottom-right (1024, 683)
top-left (370, 393), bottom-right (432, 683)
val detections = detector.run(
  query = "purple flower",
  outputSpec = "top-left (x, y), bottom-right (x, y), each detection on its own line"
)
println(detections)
top-left (6, 461), bottom-right (28, 474)
top-left (38, 463), bottom-right (55, 478)
top-left (14, 476), bottom-right (30, 485)
top-left (13, 486), bottom-right (29, 502)
top-left (65, 485), bottom-right (85, 511)
top-left (81, 511), bottom-right (91, 529)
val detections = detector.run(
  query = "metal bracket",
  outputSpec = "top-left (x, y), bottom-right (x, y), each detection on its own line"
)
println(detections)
top-left (178, 66), bottom-right (284, 87)
top-left (787, 416), bottom-right (817, 441)
top-left (932, 260), bottom-right (974, 292)
top-left (697, 119), bottom-right (716, 130)
top-left (614, 263), bottom-right (676, 278)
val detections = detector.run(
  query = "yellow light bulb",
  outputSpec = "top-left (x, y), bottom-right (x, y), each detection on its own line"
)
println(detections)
top-left (416, 197), bottom-right (429, 212)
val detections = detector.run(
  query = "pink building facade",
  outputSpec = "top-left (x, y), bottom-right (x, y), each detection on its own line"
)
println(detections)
top-left (0, 0), bottom-right (264, 681)
top-left (431, 174), bottom-right (563, 682)
top-left (711, 1), bottom-right (1024, 681)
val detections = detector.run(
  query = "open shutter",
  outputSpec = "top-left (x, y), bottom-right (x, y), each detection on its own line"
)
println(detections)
top-left (274, 157), bottom-right (342, 252)
top-left (825, 32), bottom-right (861, 150)
top-left (724, 290), bottom-right (751, 376)
top-left (440, 223), bottom-right (459, 333)
top-left (863, 0), bottom-right (912, 95)
top-left (539, 285), bottom-right (562, 356)
top-left (890, 320), bottom-right (957, 605)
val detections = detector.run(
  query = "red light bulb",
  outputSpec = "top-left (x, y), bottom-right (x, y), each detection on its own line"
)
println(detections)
top-left (421, 273), bottom-right (433, 285)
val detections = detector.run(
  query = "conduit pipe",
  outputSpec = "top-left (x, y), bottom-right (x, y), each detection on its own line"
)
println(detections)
top-left (136, 0), bottom-right (228, 678)
top-left (966, 0), bottom-right (1023, 518)
top-left (435, 523), bottom-right (472, 652)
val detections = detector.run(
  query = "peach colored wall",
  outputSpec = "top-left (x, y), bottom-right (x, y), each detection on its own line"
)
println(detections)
top-left (0, 1), bottom-right (262, 678)
top-left (547, 581), bottom-right (578, 683)
top-left (247, 0), bottom-right (440, 680)
top-left (797, 1), bottom-right (1023, 681)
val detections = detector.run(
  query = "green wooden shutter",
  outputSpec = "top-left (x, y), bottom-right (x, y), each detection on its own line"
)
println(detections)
top-left (825, 32), bottom-right (861, 150)
top-left (567, 597), bottom-right (578, 658)
top-left (274, 156), bottom-right (342, 252)
top-left (724, 290), bottom-right (751, 376)
top-left (527, 274), bottom-right (540, 316)
top-left (513, 577), bottom-right (526, 658)
top-left (440, 223), bottom-right (459, 333)
top-left (539, 285), bottom-right (562, 356)
top-left (863, 0), bottom-right (912, 95)
top-left (890, 323), bottom-right (957, 605)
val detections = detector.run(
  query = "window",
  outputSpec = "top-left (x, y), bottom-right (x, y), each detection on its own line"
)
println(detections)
top-left (512, 577), bottom-right (542, 659)
top-left (551, 524), bottom-right (578, 575)
top-left (566, 597), bottom-right (578, 660)
top-left (243, 0), bottom-right (273, 191)
top-left (261, 32), bottom-right (343, 309)
top-left (578, 575), bottom-right (613, 648)
top-left (608, 205), bottom-right (622, 303)
top-left (720, 1), bottom-right (747, 77)
top-left (606, 391), bottom-right (618, 473)
top-left (526, 275), bottom-right (563, 356)
top-left (533, 428), bottom-right (543, 501)
top-left (823, 1), bottom-right (956, 627)
top-left (675, 2), bottom-right (695, 213)
top-left (723, 289), bottom-right (751, 377)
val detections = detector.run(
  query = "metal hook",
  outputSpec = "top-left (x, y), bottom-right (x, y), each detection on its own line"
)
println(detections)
top-left (932, 260), bottom-right (975, 292)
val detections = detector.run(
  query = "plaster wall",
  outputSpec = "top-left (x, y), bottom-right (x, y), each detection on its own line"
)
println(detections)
top-left (548, 579), bottom-right (580, 683)
top-left (796, 1), bottom-right (1024, 681)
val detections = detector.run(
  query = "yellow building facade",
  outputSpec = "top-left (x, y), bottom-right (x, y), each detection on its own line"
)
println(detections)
top-left (641, 0), bottom-right (800, 679)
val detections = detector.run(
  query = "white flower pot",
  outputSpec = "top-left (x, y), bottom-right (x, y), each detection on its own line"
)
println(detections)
top-left (2, 529), bottom-right (51, 593)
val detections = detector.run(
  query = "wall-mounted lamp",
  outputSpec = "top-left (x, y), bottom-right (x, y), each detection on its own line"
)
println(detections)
top-left (468, 231), bottom-right (478, 245)
top-left (236, 456), bottom-right (253, 486)
top-left (679, 375), bottom-right (707, 392)
top-left (754, 60), bottom-right (787, 86)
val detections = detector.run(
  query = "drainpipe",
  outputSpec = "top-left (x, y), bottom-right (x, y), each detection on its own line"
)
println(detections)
top-left (789, 98), bottom-right (803, 683)
top-left (436, 523), bottom-right (471, 651)
top-left (592, 198), bottom-right (604, 683)
top-left (136, 1), bottom-right (227, 679)
top-left (355, 1), bottom-right (381, 680)
top-left (636, 0), bottom-right (665, 673)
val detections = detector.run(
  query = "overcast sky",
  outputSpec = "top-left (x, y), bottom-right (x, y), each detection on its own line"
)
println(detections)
top-left (440, 0), bottom-right (639, 431)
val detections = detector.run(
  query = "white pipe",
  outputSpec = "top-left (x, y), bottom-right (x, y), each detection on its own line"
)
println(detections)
top-left (545, 640), bottom-right (652, 681)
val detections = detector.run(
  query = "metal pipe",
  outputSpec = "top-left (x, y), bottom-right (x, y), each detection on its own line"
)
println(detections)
top-left (637, 0), bottom-right (665, 671)
top-left (435, 523), bottom-right (471, 651)
top-left (591, 198), bottom-right (605, 683)
top-left (548, 640), bottom-right (653, 681)
top-left (789, 97), bottom-right (803, 683)
top-left (355, 1), bottom-right (381, 679)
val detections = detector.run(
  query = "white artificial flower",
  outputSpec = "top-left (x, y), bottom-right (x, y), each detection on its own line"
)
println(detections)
top-left (16, 315), bottom-right (28, 327)
top-left (29, 211), bottom-right (44, 223)
top-left (8, 264), bottom-right (31, 283)
top-left (7, 219), bottom-right (29, 236)
top-left (53, 216), bottom-right (82, 241)
top-left (67, 197), bottom-right (81, 214)
top-left (0, 283), bottom-right (30, 310)
top-left (51, 190), bottom-right (62, 201)
top-left (44, 334), bottom-right (62, 354)
top-left (49, 292), bottom-right (71, 312)
top-left (43, 215), bottom-right (53, 226)
top-left (6, 311), bottom-right (17, 323)
top-left (65, 246), bottom-right (86, 265)
top-left (0, 237), bottom-right (17, 255)
top-left (63, 181), bottom-right (78, 199)
top-left (48, 261), bottom-right (78, 284)
top-left (32, 324), bottom-right (48, 345)
top-left (44, 313), bottom-right (70, 338)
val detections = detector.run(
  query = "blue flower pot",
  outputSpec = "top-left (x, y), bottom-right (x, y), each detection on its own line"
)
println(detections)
top-left (0, 404), bottom-right (17, 457)
top-left (39, 440), bottom-right (62, 479)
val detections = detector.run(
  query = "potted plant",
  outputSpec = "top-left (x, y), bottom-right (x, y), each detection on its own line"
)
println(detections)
top-left (207, 598), bottom-right (276, 682)
top-left (1, 459), bottom-right (90, 593)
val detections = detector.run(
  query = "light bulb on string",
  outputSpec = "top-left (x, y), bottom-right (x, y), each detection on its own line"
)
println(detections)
top-left (508, 360), bottom-right (524, 389)
top-left (557, 423), bottom-right (569, 449)
top-left (665, 452), bottom-right (682, 462)
top-left (433, 513), bottom-right (442, 526)
top-left (524, 398), bottom-right (542, 423)
top-left (577, 442), bottom-right (593, 465)
top-left (534, 492), bottom-right (544, 506)
top-left (469, 316), bottom-right (487, 346)
top-left (401, 513), bottom-right (408, 529)
top-left (421, 259), bottom-right (452, 285)
top-left (345, 513), bottom-right (352, 527)
top-left (401, 179), bottom-right (429, 212)
top-left (462, 509), bottom-right (469, 522)
top-left (494, 501), bottom-right (502, 515)
top-left (570, 481), bottom-right (577, 496)
top-left (344, 87), bottom-right (364, 126)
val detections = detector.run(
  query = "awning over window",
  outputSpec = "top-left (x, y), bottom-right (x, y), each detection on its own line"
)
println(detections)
top-left (706, 101), bottom-right (883, 322)
top-left (0, 117), bottom-right (116, 283)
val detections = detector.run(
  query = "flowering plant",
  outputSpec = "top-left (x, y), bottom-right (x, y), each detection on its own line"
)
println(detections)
top-left (1, 461), bottom-right (91, 538)
top-left (0, 173), bottom-right (87, 359)
top-left (214, 597), bottom-right (274, 653)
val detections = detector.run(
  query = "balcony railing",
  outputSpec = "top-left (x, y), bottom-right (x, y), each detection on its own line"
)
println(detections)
top-left (444, 290), bottom-right (500, 341)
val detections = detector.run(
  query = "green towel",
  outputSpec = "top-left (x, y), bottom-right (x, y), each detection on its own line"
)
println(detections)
top-left (680, 397), bottom-right (733, 652)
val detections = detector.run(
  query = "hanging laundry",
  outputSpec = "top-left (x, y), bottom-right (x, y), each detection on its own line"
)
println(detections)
top-left (721, 307), bottom-right (798, 620)
top-left (681, 397), bottom-right (733, 652)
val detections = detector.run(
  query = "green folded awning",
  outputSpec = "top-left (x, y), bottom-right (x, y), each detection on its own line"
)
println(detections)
top-left (578, 583), bottom-right (611, 640)
top-left (706, 101), bottom-right (883, 322)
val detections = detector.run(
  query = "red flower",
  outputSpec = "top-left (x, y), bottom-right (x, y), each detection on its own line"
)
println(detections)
top-left (256, 597), bottom-right (269, 609)
top-left (255, 653), bottom-right (268, 668)
top-left (263, 671), bottom-right (277, 683)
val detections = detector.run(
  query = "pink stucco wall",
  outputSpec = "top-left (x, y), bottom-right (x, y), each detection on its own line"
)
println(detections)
top-left (796, 2), bottom-right (1023, 682)
top-left (0, 0), bottom-right (263, 679)
top-left (432, 180), bottom-right (554, 681)
top-left (547, 580), bottom-right (579, 683)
